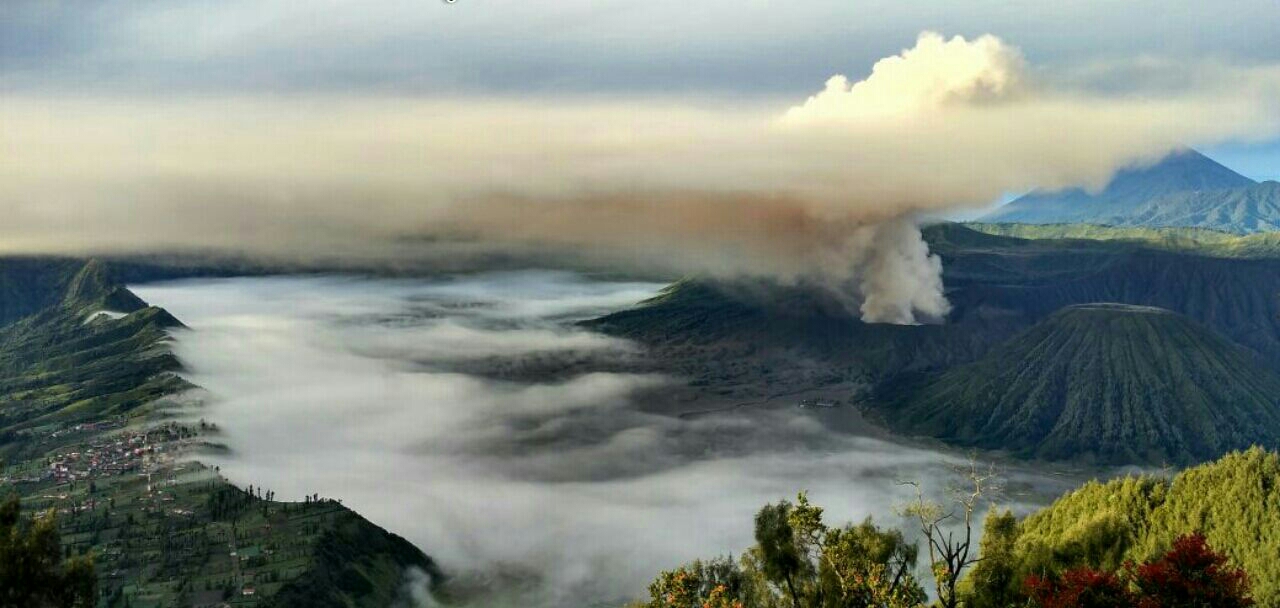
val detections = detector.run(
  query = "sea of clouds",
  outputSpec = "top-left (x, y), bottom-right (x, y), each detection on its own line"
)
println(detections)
top-left (136, 272), bottom-right (1080, 606)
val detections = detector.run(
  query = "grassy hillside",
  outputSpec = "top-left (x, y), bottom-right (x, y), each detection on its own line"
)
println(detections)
top-left (0, 257), bottom-right (442, 607)
top-left (873, 304), bottom-right (1280, 464)
top-left (0, 263), bottom-right (186, 457)
top-left (964, 221), bottom-right (1280, 258)
top-left (963, 222), bottom-right (1239, 248)
top-left (967, 448), bottom-right (1280, 605)
top-left (264, 512), bottom-right (441, 608)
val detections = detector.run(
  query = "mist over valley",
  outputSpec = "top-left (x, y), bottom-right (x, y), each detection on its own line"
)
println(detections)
top-left (134, 273), bottom-right (1084, 606)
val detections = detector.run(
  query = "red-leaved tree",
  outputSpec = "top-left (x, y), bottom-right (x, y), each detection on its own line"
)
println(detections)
top-left (1026, 534), bottom-right (1253, 608)
top-left (1026, 567), bottom-right (1133, 608)
top-left (1129, 533), bottom-right (1253, 608)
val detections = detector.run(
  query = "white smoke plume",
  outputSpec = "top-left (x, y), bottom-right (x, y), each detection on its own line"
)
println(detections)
top-left (6, 32), bottom-right (1280, 322)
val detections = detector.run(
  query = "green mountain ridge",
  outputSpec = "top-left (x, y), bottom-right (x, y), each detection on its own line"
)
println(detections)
top-left (0, 260), bottom-right (185, 449)
top-left (872, 304), bottom-right (1280, 464)
top-left (0, 257), bottom-right (443, 607)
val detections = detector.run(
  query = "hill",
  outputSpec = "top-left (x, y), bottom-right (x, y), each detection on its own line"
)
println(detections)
top-left (872, 304), bottom-right (1280, 464)
top-left (0, 258), bottom-right (117, 327)
top-left (583, 279), bottom-right (990, 396)
top-left (0, 259), bottom-right (185, 459)
top-left (590, 224), bottom-right (1280, 464)
top-left (1114, 180), bottom-right (1280, 233)
top-left (0, 257), bottom-right (443, 607)
top-left (928, 223), bottom-right (1280, 365)
top-left (964, 447), bottom-right (1280, 605)
top-left (594, 223), bottom-right (1280, 376)
top-left (980, 149), bottom-right (1280, 233)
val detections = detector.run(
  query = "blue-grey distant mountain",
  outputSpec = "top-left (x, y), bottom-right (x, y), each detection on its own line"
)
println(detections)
top-left (982, 149), bottom-right (1280, 233)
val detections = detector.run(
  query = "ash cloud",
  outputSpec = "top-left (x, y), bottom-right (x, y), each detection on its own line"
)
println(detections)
top-left (9, 32), bottom-right (1280, 322)
top-left (136, 273), bottom-right (1084, 607)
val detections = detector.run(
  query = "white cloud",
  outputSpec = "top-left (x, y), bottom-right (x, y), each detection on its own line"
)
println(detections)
top-left (782, 32), bottom-right (1027, 125)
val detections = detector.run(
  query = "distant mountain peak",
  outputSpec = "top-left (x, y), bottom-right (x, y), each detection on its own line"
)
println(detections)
top-left (982, 148), bottom-right (1259, 227)
top-left (1102, 148), bottom-right (1255, 195)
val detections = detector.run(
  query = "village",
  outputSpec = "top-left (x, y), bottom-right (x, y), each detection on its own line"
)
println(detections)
top-left (3, 410), bottom-right (362, 608)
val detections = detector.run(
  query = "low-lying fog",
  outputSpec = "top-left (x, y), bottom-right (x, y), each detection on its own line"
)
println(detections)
top-left (134, 272), bottom-right (1082, 607)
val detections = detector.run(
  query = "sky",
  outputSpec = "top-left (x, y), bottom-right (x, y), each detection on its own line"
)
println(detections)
top-left (4, 1), bottom-right (1280, 100)
top-left (7, 3), bottom-right (1280, 179)
top-left (5, 1), bottom-right (1280, 323)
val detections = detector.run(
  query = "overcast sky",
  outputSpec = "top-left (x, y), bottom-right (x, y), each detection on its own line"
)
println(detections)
top-left (5, 1), bottom-right (1280, 175)
top-left (2, 1), bottom-right (1277, 94)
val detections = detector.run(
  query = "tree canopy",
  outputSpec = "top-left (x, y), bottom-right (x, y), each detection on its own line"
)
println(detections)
top-left (0, 494), bottom-right (96, 608)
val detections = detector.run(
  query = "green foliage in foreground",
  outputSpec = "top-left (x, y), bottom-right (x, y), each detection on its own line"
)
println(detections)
top-left (639, 449), bottom-right (1280, 608)
top-left (0, 493), bottom-right (96, 608)
top-left (965, 447), bottom-right (1280, 606)
top-left (632, 493), bottom-right (927, 608)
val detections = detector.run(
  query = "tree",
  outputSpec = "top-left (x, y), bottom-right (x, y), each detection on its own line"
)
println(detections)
top-left (637, 557), bottom-right (751, 608)
top-left (899, 459), bottom-right (999, 608)
top-left (1026, 534), bottom-right (1253, 608)
top-left (1129, 533), bottom-right (1253, 608)
top-left (754, 500), bottom-right (805, 607)
top-left (638, 494), bottom-right (925, 608)
top-left (788, 492), bottom-right (924, 608)
top-left (1025, 567), bottom-right (1133, 608)
top-left (0, 494), bottom-right (96, 608)
top-left (960, 509), bottom-right (1020, 607)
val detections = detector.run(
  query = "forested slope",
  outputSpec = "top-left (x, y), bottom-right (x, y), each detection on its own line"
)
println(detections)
top-left (966, 448), bottom-right (1280, 605)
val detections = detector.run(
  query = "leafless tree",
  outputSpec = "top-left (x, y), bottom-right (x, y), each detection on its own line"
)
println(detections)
top-left (897, 456), bottom-right (1002, 608)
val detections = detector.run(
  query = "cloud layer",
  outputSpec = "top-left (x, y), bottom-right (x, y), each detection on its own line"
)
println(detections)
top-left (9, 32), bottom-right (1280, 321)
top-left (135, 273), bottom-right (1084, 606)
